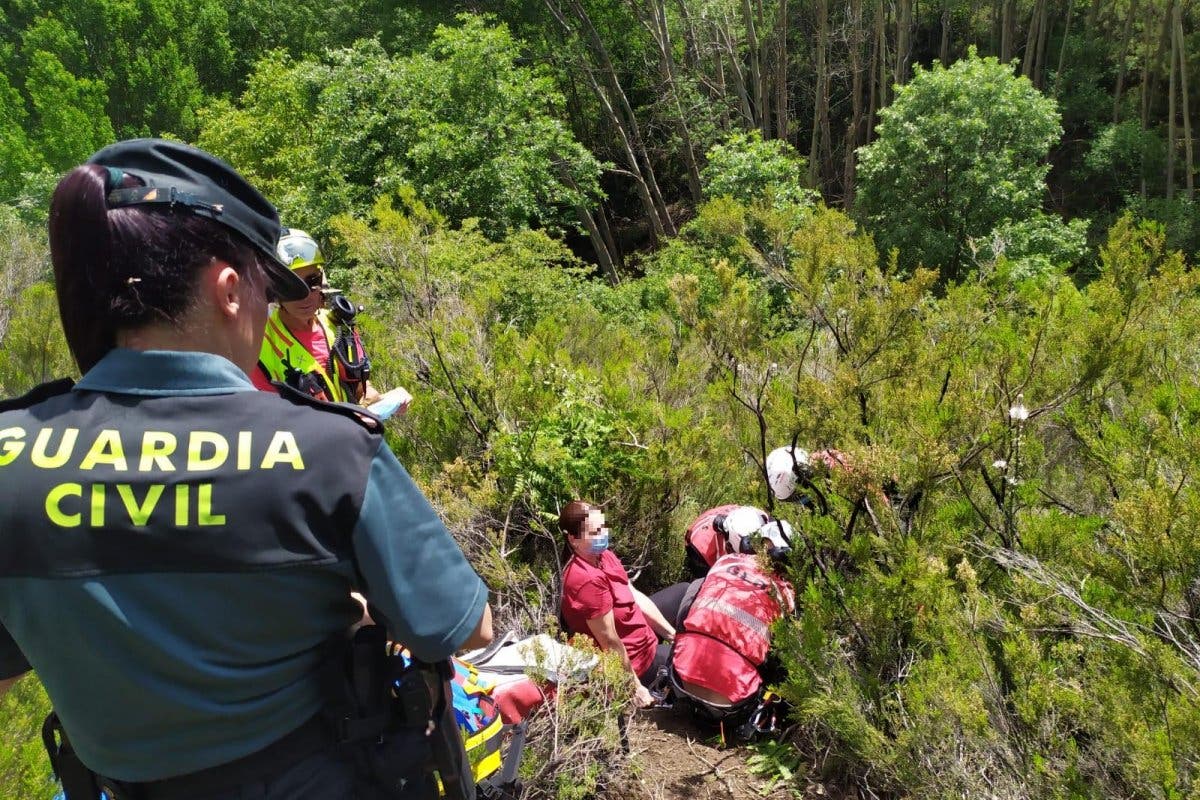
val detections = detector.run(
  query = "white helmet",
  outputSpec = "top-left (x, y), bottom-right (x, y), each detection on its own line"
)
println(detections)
top-left (276, 227), bottom-right (324, 270)
top-left (757, 519), bottom-right (794, 559)
top-left (720, 505), bottom-right (769, 554)
top-left (767, 445), bottom-right (810, 501)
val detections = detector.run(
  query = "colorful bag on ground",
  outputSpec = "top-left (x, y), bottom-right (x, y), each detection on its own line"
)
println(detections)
top-left (449, 657), bottom-right (504, 784)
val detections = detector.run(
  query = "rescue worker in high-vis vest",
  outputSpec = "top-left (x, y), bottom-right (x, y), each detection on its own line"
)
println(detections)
top-left (0, 139), bottom-right (492, 799)
top-left (253, 228), bottom-right (412, 414)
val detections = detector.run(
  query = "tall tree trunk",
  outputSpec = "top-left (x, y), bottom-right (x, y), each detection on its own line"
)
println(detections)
top-left (1176, 1), bottom-right (1194, 199)
top-left (571, 192), bottom-right (620, 284)
top-left (1022, 0), bottom-right (1043, 79)
top-left (546, 0), bottom-right (672, 239)
top-left (594, 199), bottom-right (622, 272)
top-left (634, 0), bottom-right (703, 203)
top-left (569, 0), bottom-right (676, 236)
top-left (674, 0), bottom-right (701, 71)
top-left (774, 0), bottom-right (789, 142)
top-left (895, 0), bottom-right (913, 85)
top-left (757, 0), bottom-right (771, 138)
top-left (1140, 0), bottom-right (1158, 198)
top-left (877, 0), bottom-right (890, 109)
top-left (993, 0), bottom-right (1003, 55)
top-left (1033, 0), bottom-right (1051, 88)
top-left (594, 82), bottom-right (667, 240)
top-left (939, 0), bottom-right (952, 64)
top-left (1146, 2), bottom-right (1174, 134)
top-left (1054, 0), bottom-right (1075, 97)
top-left (742, 0), bottom-right (767, 135)
top-left (713, 26), bottom-right (732, 128)
top-left (720, 13), bottom-right (757, 126)
top-left (1113, 0), bottom-right (1140, 122)
top-left (1001, 0), bottom-right (1015, 62)
top-left (1084, 0), bottom-right (1103, 34)
top-left (845, 0), bottom-right (866, 207)
top-left (866, 0), bottom-right (883, 143)
top-left (1167, 0), bottom-right (1178, 199)
top-left (810, 0), bottom-right (830, 186)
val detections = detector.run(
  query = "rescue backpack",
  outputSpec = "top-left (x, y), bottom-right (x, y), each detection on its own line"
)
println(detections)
top-left (683, 504), bottom-right (740, 579)
top-left (669, 553), bottom-right (795, 737)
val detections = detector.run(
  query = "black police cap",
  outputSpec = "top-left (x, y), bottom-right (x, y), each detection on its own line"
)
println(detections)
top-left (86, 139), bottom-right (310, 302)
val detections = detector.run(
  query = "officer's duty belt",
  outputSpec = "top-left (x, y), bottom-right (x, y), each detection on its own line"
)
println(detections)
top-left (98, 713), bottom-right (333, 800)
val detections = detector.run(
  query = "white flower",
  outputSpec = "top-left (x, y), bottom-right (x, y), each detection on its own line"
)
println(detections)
top-left (992, 459), bottom-right (1008, 470)
top-left (1009, 393), bottom-right (1029, 422)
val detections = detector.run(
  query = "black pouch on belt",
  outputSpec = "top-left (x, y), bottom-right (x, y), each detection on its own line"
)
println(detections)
top-left (334, 625), bottom-right (474, 800)
top-left (42, 712), bottom-right (102, 800)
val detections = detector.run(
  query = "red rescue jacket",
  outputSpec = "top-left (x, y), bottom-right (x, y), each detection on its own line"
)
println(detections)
top-left (672, 554), bottom-right (795, 705)
top-left (684, 504), bottom-right (741, 571)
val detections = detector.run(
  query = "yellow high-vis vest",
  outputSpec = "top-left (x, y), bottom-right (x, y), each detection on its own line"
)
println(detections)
top-left (257, 308), bottom-right (348, 403)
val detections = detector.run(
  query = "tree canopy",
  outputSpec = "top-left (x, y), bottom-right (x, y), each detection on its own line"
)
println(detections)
top-left (856, 51), bottom-right (1063, 278)
top-left (198, 17), bottom-right (603, 240)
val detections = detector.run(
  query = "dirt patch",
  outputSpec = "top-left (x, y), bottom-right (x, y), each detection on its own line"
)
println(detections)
top-left (625, 707), bottom-right (798, 800)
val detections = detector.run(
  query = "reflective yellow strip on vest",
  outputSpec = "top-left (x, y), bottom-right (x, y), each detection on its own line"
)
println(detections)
top-left (435, 716), bottom-right (505, 795)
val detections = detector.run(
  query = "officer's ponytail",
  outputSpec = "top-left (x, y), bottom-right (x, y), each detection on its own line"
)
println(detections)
top-left (49, 165), bottom-right (268, 373)
top-left (49, 165), bottom-right (120, 373)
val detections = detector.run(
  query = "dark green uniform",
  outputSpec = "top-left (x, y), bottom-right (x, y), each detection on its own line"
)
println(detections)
top-left (0, 348), bottom-right (487, 783)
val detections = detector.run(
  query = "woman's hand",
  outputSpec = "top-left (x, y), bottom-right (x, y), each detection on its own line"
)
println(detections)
top-left (634, 682), bottom-right (655, 708)
top-left (391, 386), bottom-right (413, 415)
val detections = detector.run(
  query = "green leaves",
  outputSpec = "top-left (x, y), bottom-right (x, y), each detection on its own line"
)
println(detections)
top-left (856, 50), bottom-right (1063, 280)
top-left (23, 50), bottom-right (113, 170)
top-left (702, 130), bottom-right (816, 210)
top-left (198, 16), bottom-right (603, 241)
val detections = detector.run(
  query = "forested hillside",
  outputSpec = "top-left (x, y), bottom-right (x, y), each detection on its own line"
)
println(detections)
top-left (2, 0), bottom-right (1200, 797)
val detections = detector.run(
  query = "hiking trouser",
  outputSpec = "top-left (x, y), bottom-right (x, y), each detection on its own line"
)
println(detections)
top-left (637, 642), bottom-right (671, 688)
top-left (647, 582), bottom-right (690, 631)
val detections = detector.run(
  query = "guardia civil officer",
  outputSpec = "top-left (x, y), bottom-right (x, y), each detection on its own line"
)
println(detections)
top-left (0, 139), bottom-right (492, 798)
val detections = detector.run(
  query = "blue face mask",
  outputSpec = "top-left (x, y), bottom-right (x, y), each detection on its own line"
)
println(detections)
top-left (588, 531), bottom-right (610, 555)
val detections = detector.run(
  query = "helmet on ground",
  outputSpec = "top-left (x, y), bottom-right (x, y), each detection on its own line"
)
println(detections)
top-left (718, 505), bottom-right (770, 554)
top-left (767, 445), bottom-right (811, 501)
top-left (276, 227), bottom-right (324, 271)
top-left (756, 519), bottom-right (794, 560)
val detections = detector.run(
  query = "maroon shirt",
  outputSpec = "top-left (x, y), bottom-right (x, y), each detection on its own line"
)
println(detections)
top-left (561, 550), bottom-right (658, 675)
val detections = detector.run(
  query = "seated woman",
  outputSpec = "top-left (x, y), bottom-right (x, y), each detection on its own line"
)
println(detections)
top-left (559, 500), bottom-right (685, 708)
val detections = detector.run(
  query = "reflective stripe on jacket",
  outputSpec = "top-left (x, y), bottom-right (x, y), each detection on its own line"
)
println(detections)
top-left (258, 308), bottom-right (346, 403)
top-left (672, 553), bottom-right (795, 704)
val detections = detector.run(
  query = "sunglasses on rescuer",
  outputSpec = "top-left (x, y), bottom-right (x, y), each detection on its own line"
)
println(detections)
top-left (302, 269), bottom-right (326, 291)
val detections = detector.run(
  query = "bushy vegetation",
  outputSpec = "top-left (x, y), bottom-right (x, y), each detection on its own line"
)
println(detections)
top-left (346, 195), bottom-right (1200, 798)
top-left (5, 189), bottom-right (1200, 800)
top-left (856, 52), bottom-right (1063, 278)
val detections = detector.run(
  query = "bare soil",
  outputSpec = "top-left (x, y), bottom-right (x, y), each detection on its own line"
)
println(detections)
top-left (625, 707), bottom-right (801, 800)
